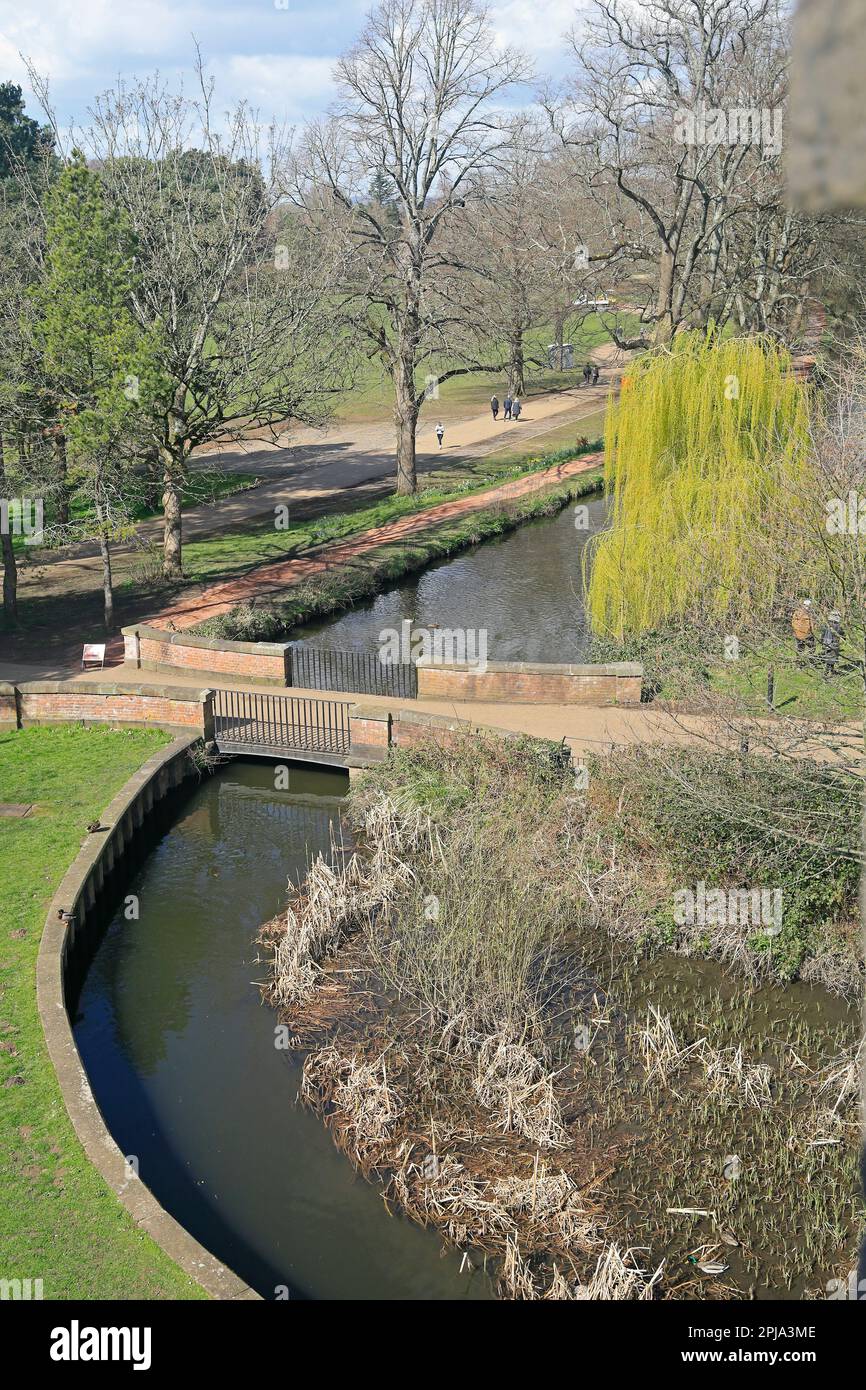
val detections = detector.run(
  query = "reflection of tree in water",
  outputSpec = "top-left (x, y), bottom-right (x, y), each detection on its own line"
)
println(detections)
top-left (103, 775), bottom-right (342, 1077)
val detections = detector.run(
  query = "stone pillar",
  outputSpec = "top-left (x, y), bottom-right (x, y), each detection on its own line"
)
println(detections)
top-left (349, 704), bottom-right (392, 761)
top-left (122, 627), bottom-right (141, 668)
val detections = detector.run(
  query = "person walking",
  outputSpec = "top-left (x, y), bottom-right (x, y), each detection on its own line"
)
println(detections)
top-left (820, 610), bottom-right (843, 677)
top-left (435, 421), bottom-right (445, 449)
top-left (592, 364), bottom-right (600, 385)
top-left (512, 397), bottom-right (522, 420)
top-left (791, 598), bottom-right (815, 662)
top-left (490, 394), bottom-right (499, 421)
top-left (583, 362), bottom-right (592, 386)
top-left (503, 394), bottom-right (513, 420)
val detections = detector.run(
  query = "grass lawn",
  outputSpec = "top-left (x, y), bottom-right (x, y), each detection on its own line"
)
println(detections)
top-left (0, 724), bottom-right (207, 1300)
top-left (337, 313), bottom-right (634, 424)
top-left (11, 470), bottom-right (261, 558)
top-left (708, 642), bottom-right (863, 721)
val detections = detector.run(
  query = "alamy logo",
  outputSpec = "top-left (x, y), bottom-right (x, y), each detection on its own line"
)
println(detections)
top-left (379, 618), bottom-right (488, 672)
top-left (50, 1321), bottom-right (152, 1371)
top-left (0, 1277), bottom-right (43, 1299)
top-left (825, 492), bottom-right (866, 535)
top-left (0, 497), bottom-right (44, 544)
top-left (673, 105), bottom-right (782, 155)
top-left (673, 881), bottom-right (782, 936)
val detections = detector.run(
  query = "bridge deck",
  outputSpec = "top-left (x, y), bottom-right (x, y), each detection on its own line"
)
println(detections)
top-left (212, 689), bottom-right (353, 761)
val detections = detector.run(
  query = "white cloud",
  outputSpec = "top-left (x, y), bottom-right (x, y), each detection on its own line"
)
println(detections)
top-left (215, 54), bottom-right (338, 123)
top-left (0, 0), bottom-right (582, 130)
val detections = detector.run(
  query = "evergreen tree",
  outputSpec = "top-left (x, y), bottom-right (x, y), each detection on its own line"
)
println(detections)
top-left (30, 153), bottom-right (167, 629)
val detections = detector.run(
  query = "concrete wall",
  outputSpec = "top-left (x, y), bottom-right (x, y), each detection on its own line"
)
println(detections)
top-left (416, 660), bottom-right (642, 705)
top-left (124, 624), bottom-right (291, 686)
top-left (17, 680), bottom-right (215, 739)
top-left (36, 735), bottom-right (260, 1300)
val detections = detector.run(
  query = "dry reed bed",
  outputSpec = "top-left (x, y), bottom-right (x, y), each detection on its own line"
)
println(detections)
top-left (258, 734), bottom-right (862, 1299)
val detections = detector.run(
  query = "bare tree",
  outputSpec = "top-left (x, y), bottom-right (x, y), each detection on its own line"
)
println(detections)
top-left (28, 62), bottom-right (352, 579)
top-left (291, 0), bottom-right (531, 494)
top-left (548, 0), bottom-right (821, 347)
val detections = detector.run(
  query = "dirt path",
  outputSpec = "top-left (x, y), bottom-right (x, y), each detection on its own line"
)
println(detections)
top-left (145, 452), bottom-right (603, 630)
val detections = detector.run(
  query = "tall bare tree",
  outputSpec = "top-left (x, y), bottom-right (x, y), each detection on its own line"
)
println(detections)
top-left (292, 0), bottom-right (530, 494)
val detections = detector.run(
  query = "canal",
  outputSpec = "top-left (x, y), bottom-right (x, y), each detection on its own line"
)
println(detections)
top-left (73, 760), bottom-right (492, 1300)
top-left (291, 491), bottom-right (608, 662)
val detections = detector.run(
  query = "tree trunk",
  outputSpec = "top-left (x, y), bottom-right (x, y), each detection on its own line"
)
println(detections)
top-left (95, 502), bottom-right (114, 631)
top-left (0, 432), bottom-right (18, 627)
top-left (652, 247), bottom-right (676, 345)
top-left (393, 356), bottom-right (420, 496)
top-left (161, 387), bottom-right (188, 578)
top-left (54, 431), bottom-right (70, 526)
top-left (161, 459), bottom-right (183, 578)
top-left (508, 332), bottom-right (526, 396)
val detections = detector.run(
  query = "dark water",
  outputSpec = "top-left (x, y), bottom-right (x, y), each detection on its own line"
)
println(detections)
top-left (292, 494), bottom-right (608, 662)
top-left (74, 761), bottom-right (492, 1301)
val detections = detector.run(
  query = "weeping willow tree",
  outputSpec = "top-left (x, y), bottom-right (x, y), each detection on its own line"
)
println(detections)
top-left (586, 332), bottom-right (814, 640)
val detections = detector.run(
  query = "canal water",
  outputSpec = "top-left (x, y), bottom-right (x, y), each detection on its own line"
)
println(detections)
top-left (73, 760), bottom-right (492, 1301)
top-left (291, 492), bottom-right (608, 662)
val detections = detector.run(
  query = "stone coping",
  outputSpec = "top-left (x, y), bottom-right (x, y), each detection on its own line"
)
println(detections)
top-left (414, 659), bottom-right (642, 677)
top-left (126, 623), bottom-right (291, 657)
top-left (19, 679), bottom-right (213, 701)
top-left (36, 735), bottom-right (260, 1301)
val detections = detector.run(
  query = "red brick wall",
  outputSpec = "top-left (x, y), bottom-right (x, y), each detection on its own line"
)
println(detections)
top-left (18, 683), bottom-right (213, 737)
top-left (348, 707), bottom-right (391, 761)
top-left (128, 625), bottom-right (290, 686)
top-left (416, 663), bottom-right (642, 705)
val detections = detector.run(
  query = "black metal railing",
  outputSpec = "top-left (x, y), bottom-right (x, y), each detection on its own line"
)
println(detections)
top-left (212, 688), bottom-right (351, 755)
top-left (291, 642), bottom-right (417, 699)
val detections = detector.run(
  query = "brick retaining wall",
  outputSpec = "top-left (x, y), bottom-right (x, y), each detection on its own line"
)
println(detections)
top-left (416, 660), bottom-right (642, 705)
top-left (17, 681), bottom-right (215, 739)
top-left (125, 624), bottom-right (291, 686)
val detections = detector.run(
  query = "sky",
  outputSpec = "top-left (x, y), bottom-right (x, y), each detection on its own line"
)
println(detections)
top-left (0, 0), bottom-right (584, 134)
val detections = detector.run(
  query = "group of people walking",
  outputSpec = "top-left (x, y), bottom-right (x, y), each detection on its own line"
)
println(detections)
top-left (432, 389), bottom-right (522, 449)
top-left (490, 394), bottom-right (522, 421)
top-left (433, 365), bottom-right (598, 450)
top-left (791, 599), bottom-right (844, 676)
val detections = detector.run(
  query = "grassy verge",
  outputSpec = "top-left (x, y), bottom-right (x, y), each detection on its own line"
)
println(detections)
top-left (13, 470), bottom-right (261, 557)
top-left (194, 465), bottom-right (604, 641)
top-left (590, 625), bottom-right (863, 721)
top-left (0, 725), bottom-right (207, 1300)
top-left (260, 733), bottom-right (861, 1299)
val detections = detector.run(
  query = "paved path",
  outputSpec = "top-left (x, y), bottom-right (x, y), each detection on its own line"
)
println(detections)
top-left (145, 452), bottom-right (604, 630)
top-left (2, 659), bottom-right (855, 765)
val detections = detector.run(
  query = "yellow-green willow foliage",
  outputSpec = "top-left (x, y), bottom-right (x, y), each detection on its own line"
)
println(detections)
top-left (585, 331), bottom-right (813, 639)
